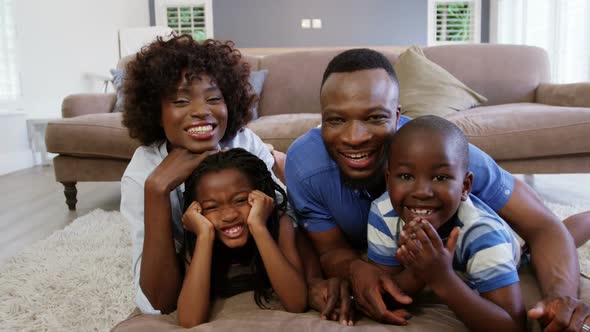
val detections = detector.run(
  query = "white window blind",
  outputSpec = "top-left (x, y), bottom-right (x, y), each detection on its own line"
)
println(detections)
top-left (491, 0), bottom-right (590, 83)
top-left (0, 0), bottom-right (19, 104)
top-left (428, 0), bottom-right (481, 45)
top-left (155, 0), bottom-right (213, 41)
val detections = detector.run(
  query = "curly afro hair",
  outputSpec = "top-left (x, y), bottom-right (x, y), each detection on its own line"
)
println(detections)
top-left (122, 34), bottom-right (256, 146)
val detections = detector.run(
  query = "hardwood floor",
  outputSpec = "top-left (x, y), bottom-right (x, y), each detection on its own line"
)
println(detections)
top-left (0, 165), bottom-right (589, 266)
top-left (0, 165), bottom-right (120, 265)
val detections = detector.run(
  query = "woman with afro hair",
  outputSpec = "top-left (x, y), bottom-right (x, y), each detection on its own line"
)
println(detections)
top-left (118, 34), bottom-right (288, 318)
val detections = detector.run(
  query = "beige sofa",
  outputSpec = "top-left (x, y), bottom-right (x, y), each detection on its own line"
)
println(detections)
top-left (45, 44), bottom-right (590, 210)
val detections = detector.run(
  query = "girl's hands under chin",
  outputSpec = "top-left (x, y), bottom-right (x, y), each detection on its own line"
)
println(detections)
top-left (246, 190), bottom-right (274, 229)
top-left (182, 201), bottom-right (215, 238)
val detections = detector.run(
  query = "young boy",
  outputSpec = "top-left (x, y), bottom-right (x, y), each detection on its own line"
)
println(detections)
top-left (367, 115), bottom-right (528, 331)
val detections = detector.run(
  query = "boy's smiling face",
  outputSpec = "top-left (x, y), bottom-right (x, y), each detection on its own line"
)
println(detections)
top-left (161, 72), bottom-right (228, 152)
top-left (386, 129), bottom-right (472, 229)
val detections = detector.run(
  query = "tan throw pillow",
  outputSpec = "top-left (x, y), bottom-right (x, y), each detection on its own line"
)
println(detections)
top-left (394, 45), bottom-right (487, 119)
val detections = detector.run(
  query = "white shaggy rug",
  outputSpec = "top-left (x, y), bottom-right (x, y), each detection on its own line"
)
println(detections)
top-left (0, 210), bottom-right (134, 331)
top-left (0, 201), bottom-right (589, 331)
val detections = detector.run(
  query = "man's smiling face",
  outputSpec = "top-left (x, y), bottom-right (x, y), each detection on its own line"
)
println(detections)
top-left (320, 68), bottom-right (399, 186)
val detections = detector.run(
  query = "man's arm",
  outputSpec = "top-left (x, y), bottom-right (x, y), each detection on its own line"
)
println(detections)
top-left (285, 135), bottom-right (409, 324)
top-left (296, 229), bottom-right (355, 325)
top-left (499, 178), bottom-right (590, 331)
top-left (307, 227), bottom-right (359, 279)
top-left (467, 143), bottom-right (590, 330)
top-left (499, 178), bottom-right (578, 299)
top-left (467, 143), bottom-right (578, 298)
top-left (308, 227), bottom-right (412, 324)
top-left (373, 263), bottom-right (425, 297)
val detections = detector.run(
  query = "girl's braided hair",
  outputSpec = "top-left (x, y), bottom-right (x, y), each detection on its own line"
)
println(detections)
top-left (182, 148), bottom-right (287, 308)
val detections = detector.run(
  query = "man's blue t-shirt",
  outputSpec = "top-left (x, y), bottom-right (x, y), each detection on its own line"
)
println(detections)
top-left (285, 115), bottom-right (515, 248)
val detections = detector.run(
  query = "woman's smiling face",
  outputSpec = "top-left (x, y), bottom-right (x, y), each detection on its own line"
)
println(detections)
top-left (161, 72), bottom-right (228, 152)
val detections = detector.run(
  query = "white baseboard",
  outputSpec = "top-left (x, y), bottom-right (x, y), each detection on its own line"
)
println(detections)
top-left (0, 150), bottom-right (34, 175)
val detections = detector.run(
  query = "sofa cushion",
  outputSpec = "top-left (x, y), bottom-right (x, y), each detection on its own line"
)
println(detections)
top-left (394, 46), bottom-right (487, 119)
top-left (46, 113), bottom-right (140, 159)
top-left (423, 44), bottom-right (550, 106)
top-left (248, 69), bottom-right (268, 120)
top-left (258, 49), bottom-right (399, 117)
top-left (246, 113), bottom-right (321, 152)
top-left (448, 103), bottom-right (590, 161)
top-left (110, 68), bottom-right (125, 112)
top-left (113, 289), bottom-right (478, 331)
top-left (536, 82), bottom-right (590, 108)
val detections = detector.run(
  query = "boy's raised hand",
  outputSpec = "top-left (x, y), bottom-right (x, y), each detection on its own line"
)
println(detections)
top-left (182, 201), bottom-right (214, 238)
top-left (398, 220), bottom-right (459, 286)
top-left (398, 217), bottom-right (423, 248)
top-left (246, 190), bottom-right (274, 229)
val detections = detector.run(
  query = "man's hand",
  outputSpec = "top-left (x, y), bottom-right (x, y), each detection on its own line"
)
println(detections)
top-left (308, 277), bottom-right (355, 326)
top-left (349, 260), bottom-right (413, 325)
top-left (528, 296), bottom-right (590, 332)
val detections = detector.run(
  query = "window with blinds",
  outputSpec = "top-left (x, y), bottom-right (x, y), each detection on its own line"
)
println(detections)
top-left (155, 0), bottom-right (213, 41)
top-left (0, 0), bottom-right (19, 104)
top-left (428, 0), bottom-right (481, 45)
top-left (166, 6), bottom-right (206, 41)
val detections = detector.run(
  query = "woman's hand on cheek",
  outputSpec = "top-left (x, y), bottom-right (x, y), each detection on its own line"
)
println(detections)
top-left (148, 148), bottom-right (218, 194)
top-left (182, 201), bottom-right (215, 239)
top-left (246, 190), bottom-right (274, 230)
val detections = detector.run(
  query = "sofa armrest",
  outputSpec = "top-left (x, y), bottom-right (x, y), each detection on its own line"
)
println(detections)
top-left (61, 93), bottom-right (117, 118)
top-left (536, 82), bottom-right (590, 108)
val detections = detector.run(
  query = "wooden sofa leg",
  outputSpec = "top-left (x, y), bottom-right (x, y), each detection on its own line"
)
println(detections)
top-left (62, 182), bottom-right (78, 211)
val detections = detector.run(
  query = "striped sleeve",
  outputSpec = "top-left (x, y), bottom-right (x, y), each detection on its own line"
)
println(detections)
top-left (461, 223), bottom-right (520, 293)
top-left (367, 201), bottom-right (400, 266)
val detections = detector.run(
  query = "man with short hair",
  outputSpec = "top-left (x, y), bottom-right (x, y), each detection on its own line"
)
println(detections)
top-left (286, 48), bottom-right (590, 330)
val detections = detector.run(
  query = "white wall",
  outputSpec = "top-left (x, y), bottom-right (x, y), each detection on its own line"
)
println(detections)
top-left (0, 112), bottom-right (33, 175)
top-left (14, 0), bottom-right (150, 118)
top-left (0, 1), bottom-right (149, 175)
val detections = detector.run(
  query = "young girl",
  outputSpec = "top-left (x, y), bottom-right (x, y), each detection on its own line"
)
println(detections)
top-left (177, 148), bottom-right (306, 327)
top-left (119, 34), bottom-right (285, 316)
